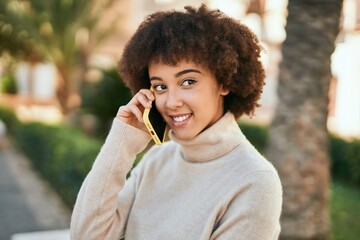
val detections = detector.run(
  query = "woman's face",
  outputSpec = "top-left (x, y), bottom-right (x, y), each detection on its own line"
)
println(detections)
top-left (148, 60), bottom-right (229, 141)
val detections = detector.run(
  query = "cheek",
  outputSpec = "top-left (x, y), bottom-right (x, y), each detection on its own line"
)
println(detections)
top-left (193, 89), bottom-right (220, 105)
top-left (154, 97), bottom-right (166, 113)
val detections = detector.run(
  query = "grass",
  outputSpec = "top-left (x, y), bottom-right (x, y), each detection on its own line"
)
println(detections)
top-left (330, 180), bottom-right (360, 240)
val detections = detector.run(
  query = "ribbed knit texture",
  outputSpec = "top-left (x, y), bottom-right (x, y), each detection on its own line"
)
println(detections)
top-left (70, 112), bottom-right (282, 240)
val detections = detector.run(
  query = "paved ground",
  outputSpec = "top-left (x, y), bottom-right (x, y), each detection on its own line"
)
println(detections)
top-left (0, 135), bottom-right (71, 240)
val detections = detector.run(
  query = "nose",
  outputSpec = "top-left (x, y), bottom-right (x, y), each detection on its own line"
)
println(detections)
top-left (165, 89), bottom-right (183, 110)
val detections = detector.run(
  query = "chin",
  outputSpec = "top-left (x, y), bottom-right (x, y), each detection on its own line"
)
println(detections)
top-left (173, 131), bottom-right (197, 141)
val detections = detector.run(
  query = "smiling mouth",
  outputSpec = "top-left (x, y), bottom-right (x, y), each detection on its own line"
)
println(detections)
top-left (172, 114), bottom-right (192, 123)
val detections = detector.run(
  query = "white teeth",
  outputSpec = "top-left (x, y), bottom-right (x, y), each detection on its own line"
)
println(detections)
top-left (173, 114), bottom-right (191, 122)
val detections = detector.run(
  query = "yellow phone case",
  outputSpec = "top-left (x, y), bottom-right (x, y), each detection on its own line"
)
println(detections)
top-left (142, 108), bottom-right (166, 145)
top-left (142, 86), bottom-right (167, 145)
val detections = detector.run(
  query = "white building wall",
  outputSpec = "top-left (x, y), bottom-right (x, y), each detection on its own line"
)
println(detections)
top-left (15, 62), bottom-right (56, 100)
top-left (330, 34), bottom-right (360, 138)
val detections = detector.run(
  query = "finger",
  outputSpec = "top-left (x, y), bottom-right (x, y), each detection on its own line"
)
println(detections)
top-left (139, 89), bottom-right (155, 101)
top-left (132, 91), bottom-right (152, 109)
top-left (116, 105), bottom-right (132, 118)
top-left (127, 104), bottom-right (144, 123)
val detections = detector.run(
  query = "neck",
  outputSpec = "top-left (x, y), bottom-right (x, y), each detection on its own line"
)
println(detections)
top-left (169, 112), bottom-right (246, 162)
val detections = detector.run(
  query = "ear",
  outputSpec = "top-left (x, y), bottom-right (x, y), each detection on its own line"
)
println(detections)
top-left (220, 86), bottom-right (230, 96)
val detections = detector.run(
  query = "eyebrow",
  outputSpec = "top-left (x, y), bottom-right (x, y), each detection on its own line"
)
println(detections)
top-left (150, 69), bottom-right (201, 81)
top-left (175, 69), bottom-right (201, 78)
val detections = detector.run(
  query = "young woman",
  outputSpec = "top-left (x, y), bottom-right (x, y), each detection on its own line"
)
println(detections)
top-left (71, 4), bottom-right (282, 240)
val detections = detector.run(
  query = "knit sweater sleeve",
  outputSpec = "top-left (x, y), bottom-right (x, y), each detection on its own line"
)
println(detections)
top-left (211, 170), bottom-right (283, 240)
top-left (70, 118), bottom-right (151, 240)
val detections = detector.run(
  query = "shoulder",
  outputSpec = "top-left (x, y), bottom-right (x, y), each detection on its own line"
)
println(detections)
top-left (227, 138), bottom-right (278, 176)
top-left (221, 140), bottom-right (282, 196)
top-left (221, 150), bottom-right (283, 213)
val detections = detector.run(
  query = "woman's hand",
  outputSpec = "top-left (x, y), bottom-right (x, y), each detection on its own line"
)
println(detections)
top-left (116, 89), bottom-right (154, 132)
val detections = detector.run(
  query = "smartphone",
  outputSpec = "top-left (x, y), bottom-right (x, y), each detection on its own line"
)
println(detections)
top-left (142, 90), bottom-right (167, 145)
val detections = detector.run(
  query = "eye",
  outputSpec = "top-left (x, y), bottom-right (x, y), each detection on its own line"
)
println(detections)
top-left (153, 84), bottom-right (167, 92)
top-left (182, 79), bottom-right (197, 86)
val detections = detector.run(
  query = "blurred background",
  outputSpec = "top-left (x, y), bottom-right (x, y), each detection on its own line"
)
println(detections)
top-left (0, 0), bottom-right (359, 240)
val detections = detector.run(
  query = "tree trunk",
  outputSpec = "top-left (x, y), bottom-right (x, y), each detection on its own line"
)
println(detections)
top-left (56, 48), bottom-right (88, 114)
top-left (266, 0), bottom-right (342, 239)
top-left (56, 64), bottom-right (71, 114)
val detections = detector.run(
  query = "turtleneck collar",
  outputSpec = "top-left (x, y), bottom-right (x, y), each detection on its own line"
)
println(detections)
top-left (169, 112), bottom-right (247, 162)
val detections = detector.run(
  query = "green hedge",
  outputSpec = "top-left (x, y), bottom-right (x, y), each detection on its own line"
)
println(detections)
top-left (15, 122), bottom-right (102, 207)
top-left (238, 121), bottom-right (268, 153)
top-left (0, 106), bottom-right (20, 133)
top-left (0, 106), bottom-right (102, 208)
top-left (0, 74), bottom-right (17, 94)
top-left (330, 136), bottom-right (360, 186)
top-left (80, 68), bottom-right (132, 138)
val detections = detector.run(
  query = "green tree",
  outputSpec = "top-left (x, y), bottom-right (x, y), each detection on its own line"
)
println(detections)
top-left (266, 0), bottom-right (343, 239)
top-left (0, 0), bottom-right (118, 113)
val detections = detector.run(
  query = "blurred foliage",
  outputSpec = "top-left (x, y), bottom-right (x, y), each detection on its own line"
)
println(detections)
top-left (14, 122), bottom-right (102, 207)
top-left (0, 1), bottom-right (35, 58)
top-left (238, 121), bottom-right (268, 153)
top-left (0, 106), bottom-right (101, 208)
top-left (0, 0), bottom-right (116, 59)
top-left (0, 56), bottom-right (17, 93)
top-left (81, 68), bottom-right (132, 137)
top-left (330, 136), bottom-right (360, 186)
top-left (0, 0), bottom-right (119, 112)
top-left (0, 74), bottom-right (17, 94)
top-left (330, 181), bottom-right (360, 239)
top-left (0, 106), bottom-right (20, 133)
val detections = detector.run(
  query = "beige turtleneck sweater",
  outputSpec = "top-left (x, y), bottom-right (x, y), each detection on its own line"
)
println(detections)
top-left (70, 112), bottom-right (282, 240)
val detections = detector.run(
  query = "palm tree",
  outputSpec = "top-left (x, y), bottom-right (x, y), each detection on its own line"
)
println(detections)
top-left (0, 1), bottom-right (38, 59)
top-left (0, 0), bottom-right (117, 113)
top-left (266, 0), bottom-right (343, 239)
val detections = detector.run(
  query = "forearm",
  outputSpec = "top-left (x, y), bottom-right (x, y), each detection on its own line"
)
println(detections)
top-left (70, 118), bottom-right (150, 240)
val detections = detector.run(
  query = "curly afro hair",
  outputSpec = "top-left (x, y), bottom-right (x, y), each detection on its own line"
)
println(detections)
top-left (118, 4), bottom-right (265, 118)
